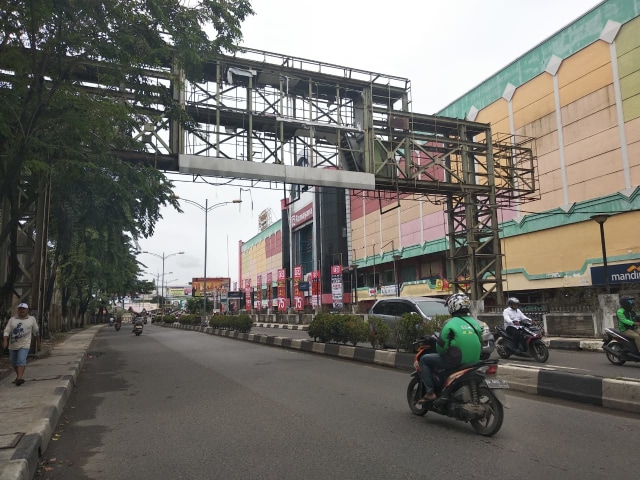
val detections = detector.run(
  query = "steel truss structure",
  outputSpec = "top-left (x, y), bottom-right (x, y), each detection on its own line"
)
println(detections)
top-left (3, 47), bottom-right (537, 307)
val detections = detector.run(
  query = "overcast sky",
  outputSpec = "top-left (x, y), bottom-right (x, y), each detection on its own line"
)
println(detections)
top-left (137, 0), bottom-right (603, 289)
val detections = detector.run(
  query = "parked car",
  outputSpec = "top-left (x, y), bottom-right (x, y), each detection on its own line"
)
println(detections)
top-left (368, 297), bottom-right (495, 357)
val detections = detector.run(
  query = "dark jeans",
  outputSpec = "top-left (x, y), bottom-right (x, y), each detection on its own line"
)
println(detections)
top-left (419, 353), bottom-right (447, 395)
top-left (506, 326), bottom-right (524, 350)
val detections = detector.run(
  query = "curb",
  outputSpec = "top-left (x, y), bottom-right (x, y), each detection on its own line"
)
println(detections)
top-left (167, 322), bottom-right (640, 414)
top-left (0, 326), bottom-right (101, 480)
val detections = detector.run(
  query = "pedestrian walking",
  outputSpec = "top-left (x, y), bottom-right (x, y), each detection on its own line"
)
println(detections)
top-left (2, 303), bottom-right (40, 386)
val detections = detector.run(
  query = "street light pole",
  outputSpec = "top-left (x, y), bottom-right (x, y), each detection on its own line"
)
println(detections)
top-left (591, 214), bottom-right (611, 294)
top-left (179, 198), bottom-right (242, 322)
top-left (141, 251), bottom-right (184, 312)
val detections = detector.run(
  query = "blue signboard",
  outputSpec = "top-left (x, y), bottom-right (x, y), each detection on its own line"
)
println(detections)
top-left (298, 281), bottom-right (310, 291)
top-left (590, 263), bottom-right (640, 285)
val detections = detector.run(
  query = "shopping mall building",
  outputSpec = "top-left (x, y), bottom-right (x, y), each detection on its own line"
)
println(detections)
top-left (239, 0), bottom-right (640, 312)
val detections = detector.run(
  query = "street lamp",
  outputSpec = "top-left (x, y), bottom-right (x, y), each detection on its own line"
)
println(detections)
top-left (179, 198), bottom-right (242, 322)
top-left (141, 251), bottom-right (184, 312)
top-left (591, 214), bottom-right (611, 294)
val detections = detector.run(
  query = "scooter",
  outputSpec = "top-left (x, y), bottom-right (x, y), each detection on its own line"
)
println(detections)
top-left (406, 336), bottom-right (509, 437)
top-left (602, 328), bottom-right (640, 365)
top-left (133, 323), bottom-right (143, 336)
top-left (494, 319), bottom-right (549, 363)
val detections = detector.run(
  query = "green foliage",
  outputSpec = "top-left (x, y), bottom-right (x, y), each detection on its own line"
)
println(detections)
top-left (393, 313), bottom-right (450, 352)
top-left (162, 315), bottom-right (176, 324)
top-left (367, 316), bottom-right (390, 349)
top-left (208, 314), bottom-right (252, 333)
top-left (307, 313), bottom-right (368, 346)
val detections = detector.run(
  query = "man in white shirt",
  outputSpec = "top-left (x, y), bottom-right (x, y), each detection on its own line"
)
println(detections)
top-left (2, 303), bottom-right (39, 386)
top-left (503, 297), bottom-right (531, 351)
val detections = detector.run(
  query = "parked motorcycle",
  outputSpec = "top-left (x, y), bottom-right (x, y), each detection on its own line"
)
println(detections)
top-left (602, 327), bottom-right (640, 365)
top-left (406, 337), bottom-right (509, 437)
top-left (494, 318), bottom-right (549, 363)
top-left (133, 323), bottom-right (143, 336)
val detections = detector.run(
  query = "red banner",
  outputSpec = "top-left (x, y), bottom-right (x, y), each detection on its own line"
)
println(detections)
top-left (244, 279), bottom-right (252, 310)
top-left (277, 268), bottom-right (287, 310)
top-left (293, 265), bottom-right (303, 311)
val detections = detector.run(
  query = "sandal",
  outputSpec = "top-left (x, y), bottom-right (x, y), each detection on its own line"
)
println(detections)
top-left (15, 379), bottom-right (25, 386)
top-left (417, 392), bottom-right (437, 404)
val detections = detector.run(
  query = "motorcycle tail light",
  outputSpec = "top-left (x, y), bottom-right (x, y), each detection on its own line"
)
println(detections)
top-left (479, 363), bottom-right (499, 375)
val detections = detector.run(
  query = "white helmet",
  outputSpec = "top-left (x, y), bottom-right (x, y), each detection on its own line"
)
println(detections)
top-left (445, 293), bottom-right (471, 315)
top-left (507, 297), bottom-right (520, 308)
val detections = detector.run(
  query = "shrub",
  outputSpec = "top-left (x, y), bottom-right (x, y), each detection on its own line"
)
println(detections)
top-left (162, 315), bottom-right (175, 324)
top-left (307, 313), bottom-right (367, 345)
top-left (208, 313), bottom-right (252, 332)
top-left (367, 316), bottom-right (390, 349)
top-left (308, 313), bottom-right (331, 342)
top-left (393, 313), bottom-right (451, 351)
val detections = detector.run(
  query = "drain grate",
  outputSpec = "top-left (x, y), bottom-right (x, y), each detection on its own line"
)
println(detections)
top-left (0, 432), bottom-right (24, 449)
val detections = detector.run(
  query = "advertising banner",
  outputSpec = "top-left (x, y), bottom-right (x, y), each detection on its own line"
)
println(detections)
top-left (293, 265), bottom-right (303, 311)
top-left (331, 265), bottom-right (343, 309)
top-left (257, 275), bottom-right (262, 310)
top-left (191, 277), bottom-right (230, 297)
top-left (277, 268), bottom-right (287, 310)
top-left (244, 279), bottom-right (252, 310)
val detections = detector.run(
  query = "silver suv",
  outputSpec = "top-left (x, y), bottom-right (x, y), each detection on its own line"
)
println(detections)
top-left (368, 297), bottom-right (495, 357)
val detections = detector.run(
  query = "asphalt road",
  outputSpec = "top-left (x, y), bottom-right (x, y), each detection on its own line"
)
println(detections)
top-left (35, 325), bottom-right (640, 480)
top-left (250, 326), bottom-right (640, 380)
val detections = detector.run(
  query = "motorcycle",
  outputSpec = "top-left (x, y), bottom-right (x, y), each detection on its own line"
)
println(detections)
top-left (602, 327), bottom-right (640, 365)
top-left (494, 318), bottom-right (549, 363)
top-left (133, 323), bottom-right (143, 336)
top-left (114, 321), bottom-right (121, 332)
top-left (406, 337), bottom-right (509, 437)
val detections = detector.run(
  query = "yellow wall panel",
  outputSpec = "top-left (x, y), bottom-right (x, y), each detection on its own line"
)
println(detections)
top-left (561, 85), bottom-right (615, 126)
top-left (489, 118), bottom-right (511, 136)
top-left (536, 150), bottom-right (560, 176)
top-left (533, 130), bottom-right (559, 157)
top-left (400, 202), bottom-right (420, 222)
top-left (628, 142), bottom-right (640, 183)
top-left (562, 106), bottom-right (617, 147)
top-left (503, 213), bottom-right (640, 276)
top-left (616, 16), bottom-right (640, 56)
top-left (626, 117), bottom-right (640, 148)
top-left (559, 64), bottom-right (613, 107)
top-left (567, 170), bottom-right (626, 204)
top-left (523, 188), bottom-right (565, 213)
top-left (623, 92), bottom-right (640, 122)
top-left (476, 98), bottom-right (508, 125)
top-left (617, 44), bottom-right (640, 78)
top-left (620, 69), bottom-right (640, 101)
top-left (520, 114), bottom-right (558, 149)
top-left (557, 41), bottom-right (610, 88)
top-left (565, 144), bottom-right (620, 182)
top-left (512, 74), bottom-right (555, 129)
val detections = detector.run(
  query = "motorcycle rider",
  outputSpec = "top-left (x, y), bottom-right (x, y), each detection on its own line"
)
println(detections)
top-left (503, 297), bottom-right (531, 351)
top-left (617, 295), bottom-right (640, 351)
top-left (417, 293), bottom-right (483, 404)
top-left (132, 316), bottom-right (144, 332)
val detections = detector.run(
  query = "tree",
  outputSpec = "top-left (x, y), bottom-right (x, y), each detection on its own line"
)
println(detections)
top-left (0, 0), bottom-right (254, 317)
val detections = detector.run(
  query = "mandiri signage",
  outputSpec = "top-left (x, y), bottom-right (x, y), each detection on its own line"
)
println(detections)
top-left (590, 263), bottom-right (640, 285)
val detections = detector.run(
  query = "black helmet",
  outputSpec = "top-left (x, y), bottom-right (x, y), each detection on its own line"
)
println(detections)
top-left (620, 295), bottom-right (635, 310)
top-left (507, 297), bottom-right (520, 308)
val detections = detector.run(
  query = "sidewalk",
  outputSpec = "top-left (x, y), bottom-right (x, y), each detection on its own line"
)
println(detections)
top-left (0, 325), bottom-right (102, 480)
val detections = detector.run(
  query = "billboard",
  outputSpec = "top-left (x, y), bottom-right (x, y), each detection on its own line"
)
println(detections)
top-left (191, 277), bottom-right (231, 297)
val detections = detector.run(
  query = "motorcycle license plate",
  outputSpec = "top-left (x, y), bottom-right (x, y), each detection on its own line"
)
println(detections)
top-left (484, 378), bottom-right (509, 389)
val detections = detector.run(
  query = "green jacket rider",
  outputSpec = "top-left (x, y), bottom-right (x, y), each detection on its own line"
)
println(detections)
top-left (617, 295), bottom-right (640, 351)
top-left (436, 315), bottom-right (482, 364)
